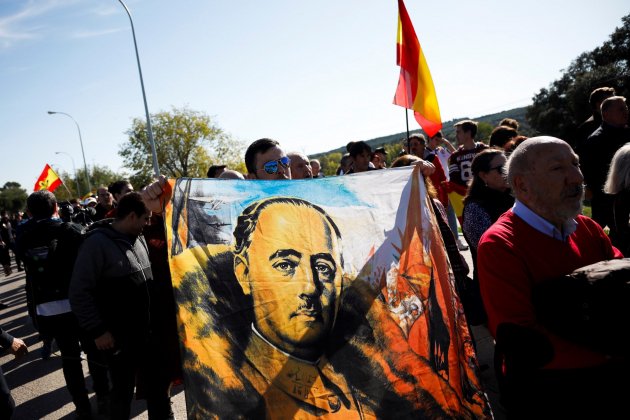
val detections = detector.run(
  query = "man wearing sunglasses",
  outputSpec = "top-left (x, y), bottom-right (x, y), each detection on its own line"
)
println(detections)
top-left (245, 138), bottom-right (292, 180)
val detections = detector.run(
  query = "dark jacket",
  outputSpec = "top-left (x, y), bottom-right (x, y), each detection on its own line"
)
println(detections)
top-left (69, 220), bottom-right (153, 349)
top-left (16, 218), bottom-right (84, 314)
top-left (580, 123), bottom-right (630, 195)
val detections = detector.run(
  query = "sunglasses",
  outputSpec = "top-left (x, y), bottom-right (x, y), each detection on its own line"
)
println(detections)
top-left (259, 156), bottom-right (291, 175)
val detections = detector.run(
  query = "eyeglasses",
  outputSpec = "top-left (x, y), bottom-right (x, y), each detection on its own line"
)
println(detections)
top-left (489, 164), bottom-right (504, 173)
top-left (258, 156), bottom-right (291, 175)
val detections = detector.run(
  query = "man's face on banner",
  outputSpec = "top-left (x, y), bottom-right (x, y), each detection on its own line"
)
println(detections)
top-left (238, 202), bottom-right (342, 359)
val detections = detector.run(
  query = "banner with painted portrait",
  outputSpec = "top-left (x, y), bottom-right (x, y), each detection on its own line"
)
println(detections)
top-left (164, 167), bottom-right (491, 419)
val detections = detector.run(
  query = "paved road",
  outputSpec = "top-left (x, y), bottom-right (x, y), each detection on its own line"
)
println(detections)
top-left (0, 261), bottom-right (186, 419)
top-left (1, 238), bottom-right (504, 419)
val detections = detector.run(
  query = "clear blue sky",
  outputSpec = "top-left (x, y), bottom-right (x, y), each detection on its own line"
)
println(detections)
top-left (1, 0), bottom-right (627, 191)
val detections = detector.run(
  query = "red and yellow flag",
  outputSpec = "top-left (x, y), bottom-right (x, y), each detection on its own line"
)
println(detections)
top-left (393, 0), bottom-right (442, 137)
top-left (34, 164), bottom-right (62, 192)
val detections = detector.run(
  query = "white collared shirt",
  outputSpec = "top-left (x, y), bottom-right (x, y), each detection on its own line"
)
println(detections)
top-left (512, 200), bottom-right (577, 242)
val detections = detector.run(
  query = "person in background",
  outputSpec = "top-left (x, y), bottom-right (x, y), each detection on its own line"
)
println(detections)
top-left (489, 126), bottom-right (518, 150)
top-left (447, 120), bottom-right (488, 250)
top-left (498, 118), bottom-right (520, 131)
top-left (580, 95), bottom-right (630, 229)
top-left (573, 86), bottom-right (616, 152)
top-left (336, 153), bottom-right (353, 175)
top-left (218, 169), bottom-right (245, 180)
top-left (406, 134), bottom-right (426, 157)
top-left (310, 159), bottom-right (324, 177)
top-left (94, 186), bottom-right (114, 221)
top-left (8, 213), bottom-right (22, 272)
top-left (0, 324), bottom-right (27, 419)
top-left (287, 152), bottom-right (313, 179)
top-left (346, 141), bottom-right (373, 174)
top-left (461, 149), bottom-right (513, 325)
top-left (18, 190), bottom-right (110, 419)
top-left (371, 147), bottom-right (388, 169)
top-left (0, 214), bottom-right (14, 276)
top-left (427, 131), bottom-right (460, 245)
top-left (207, 164), bottom-right (227, 178)
top-left (603, 143), bottom-right (630, 255)
top-left (245, 138), bottom-right (291, 180)
top-left (108, 180), bottom-right (134, 205)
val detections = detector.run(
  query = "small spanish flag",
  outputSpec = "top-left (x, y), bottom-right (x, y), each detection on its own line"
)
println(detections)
top-left (34, 164), bottom-right (63, 192)
top-left (393, 0), bottom-right (442, 137)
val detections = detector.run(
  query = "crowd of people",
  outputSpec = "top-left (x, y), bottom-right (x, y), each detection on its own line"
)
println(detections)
top-left (0, 87), bottom-right (628, 419)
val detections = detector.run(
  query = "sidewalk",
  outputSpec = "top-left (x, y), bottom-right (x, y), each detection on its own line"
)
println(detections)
top-left (1, 243), bottom-right (504, 419)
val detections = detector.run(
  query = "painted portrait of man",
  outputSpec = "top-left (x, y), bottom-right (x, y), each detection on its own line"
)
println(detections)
top-left (165, 174), bottom-right (490, 419)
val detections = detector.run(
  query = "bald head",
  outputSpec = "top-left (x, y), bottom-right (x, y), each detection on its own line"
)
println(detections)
top-left (287, 152), bottom-right (313, 180)
top-left (506, 136), bottom-right (569, 188)
top-left (219, 169), bottom-right (245, 180)
top-left (507, 136), bottom-right (584, 227)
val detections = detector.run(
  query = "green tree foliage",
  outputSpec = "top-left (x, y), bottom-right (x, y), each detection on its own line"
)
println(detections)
top-left (0, 182), bottom-right (28, 213)
top-left (319, 152), bottom-right (343, 176)
top-left (475, 122), bottom-right (493, 144)
top-left (54, 164), bottom-right (129, 201)
top-left (119, 106), bottom-right (245, 186)
top-left (527, 14), bottom-right (630, 141)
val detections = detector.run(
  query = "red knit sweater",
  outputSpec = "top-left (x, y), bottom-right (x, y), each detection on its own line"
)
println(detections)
top-left (477, 211), bottom-right (623, 369)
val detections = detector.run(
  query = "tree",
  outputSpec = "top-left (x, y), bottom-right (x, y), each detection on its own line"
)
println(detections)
top-left (527, 14), bottom-right (630, 142)
top-left (475, 122), bottom-right (493, 144)
top-left (119, 106), bottom-right (245, 186)
top-left (319, 152), bottom-right (342, 176)
top-left (0, 182), bottom-right (28, 214)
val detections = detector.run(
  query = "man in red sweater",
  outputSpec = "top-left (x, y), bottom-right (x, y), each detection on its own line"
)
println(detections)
top-left (477, 136), bottom-right (626, 418)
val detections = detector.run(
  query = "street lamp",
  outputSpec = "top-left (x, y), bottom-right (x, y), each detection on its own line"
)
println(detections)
top-left (116, 0), bottom-right (160, 178)
top-left (55, 151), bottom-right (80, 197)
top-left (47, 111), bottom-right (93, 194)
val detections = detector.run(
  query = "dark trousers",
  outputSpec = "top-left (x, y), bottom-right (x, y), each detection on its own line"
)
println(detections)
top-left (107, 344), bottom-right (173, 420)
top-left (38, 313), bottom-right (110, 410)
top-left (0, 364), bottom-right (15, 419)
top-left (501, 362), bottom-right (630, 419)
top-left (590, 192), bottom-right (613, 229)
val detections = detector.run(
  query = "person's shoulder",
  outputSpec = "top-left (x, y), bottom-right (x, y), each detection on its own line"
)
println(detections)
top-left (84, 221), bottom-right (115, 242)
top-left (449, 146), bottom-right (465, 159)
top-left (61, 221), bottom-right (85, 235)
top-left (575, 214), bottom-right (606, 235)
top-left (479, 211), bottom-right (517, 243)
top-left (586, 125), bottom-right (604, 141)
top-left (463, 200), bottom-right (485, 215)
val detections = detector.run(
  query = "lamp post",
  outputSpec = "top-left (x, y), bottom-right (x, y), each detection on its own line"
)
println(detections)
top-left (48, 111), bottom-right (93, 194)
top-left (116, 0), bottom-right (160, 178)
top-left (55, 151), bottom-right (81, 197)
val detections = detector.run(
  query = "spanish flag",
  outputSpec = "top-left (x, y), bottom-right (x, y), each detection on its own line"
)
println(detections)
top-left (34, 164), bottom-right (63, 192)
top-left (393, 0), bottom-right (442, 137)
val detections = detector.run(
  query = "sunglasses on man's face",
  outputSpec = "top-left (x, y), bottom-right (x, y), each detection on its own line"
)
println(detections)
top-left (259, 156), bottom-right (291, 175)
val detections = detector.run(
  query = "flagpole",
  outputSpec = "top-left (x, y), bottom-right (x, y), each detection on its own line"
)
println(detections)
top-left (405, 109), bottom-right (410, 153)
top-left (61, 183), bottom-right (73, 198)
top-left (116, 0), bottom-right (160, 178)
top-left (50, 164), bottom-right (73, 197)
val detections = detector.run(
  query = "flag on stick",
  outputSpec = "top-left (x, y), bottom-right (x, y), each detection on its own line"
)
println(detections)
top-left (393, 0), bottom-right (442, 137)
top-left (34, 164), bottom-right (63, 192)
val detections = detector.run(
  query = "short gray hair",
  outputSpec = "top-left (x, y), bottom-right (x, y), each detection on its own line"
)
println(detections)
top-left (506, 136), bottom-right (569, 189)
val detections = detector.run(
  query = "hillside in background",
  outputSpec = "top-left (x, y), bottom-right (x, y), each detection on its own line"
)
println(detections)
top-left (312, 106), bottom-right (531, 159)
top-left (311, 106), bottom-right (534, 174)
